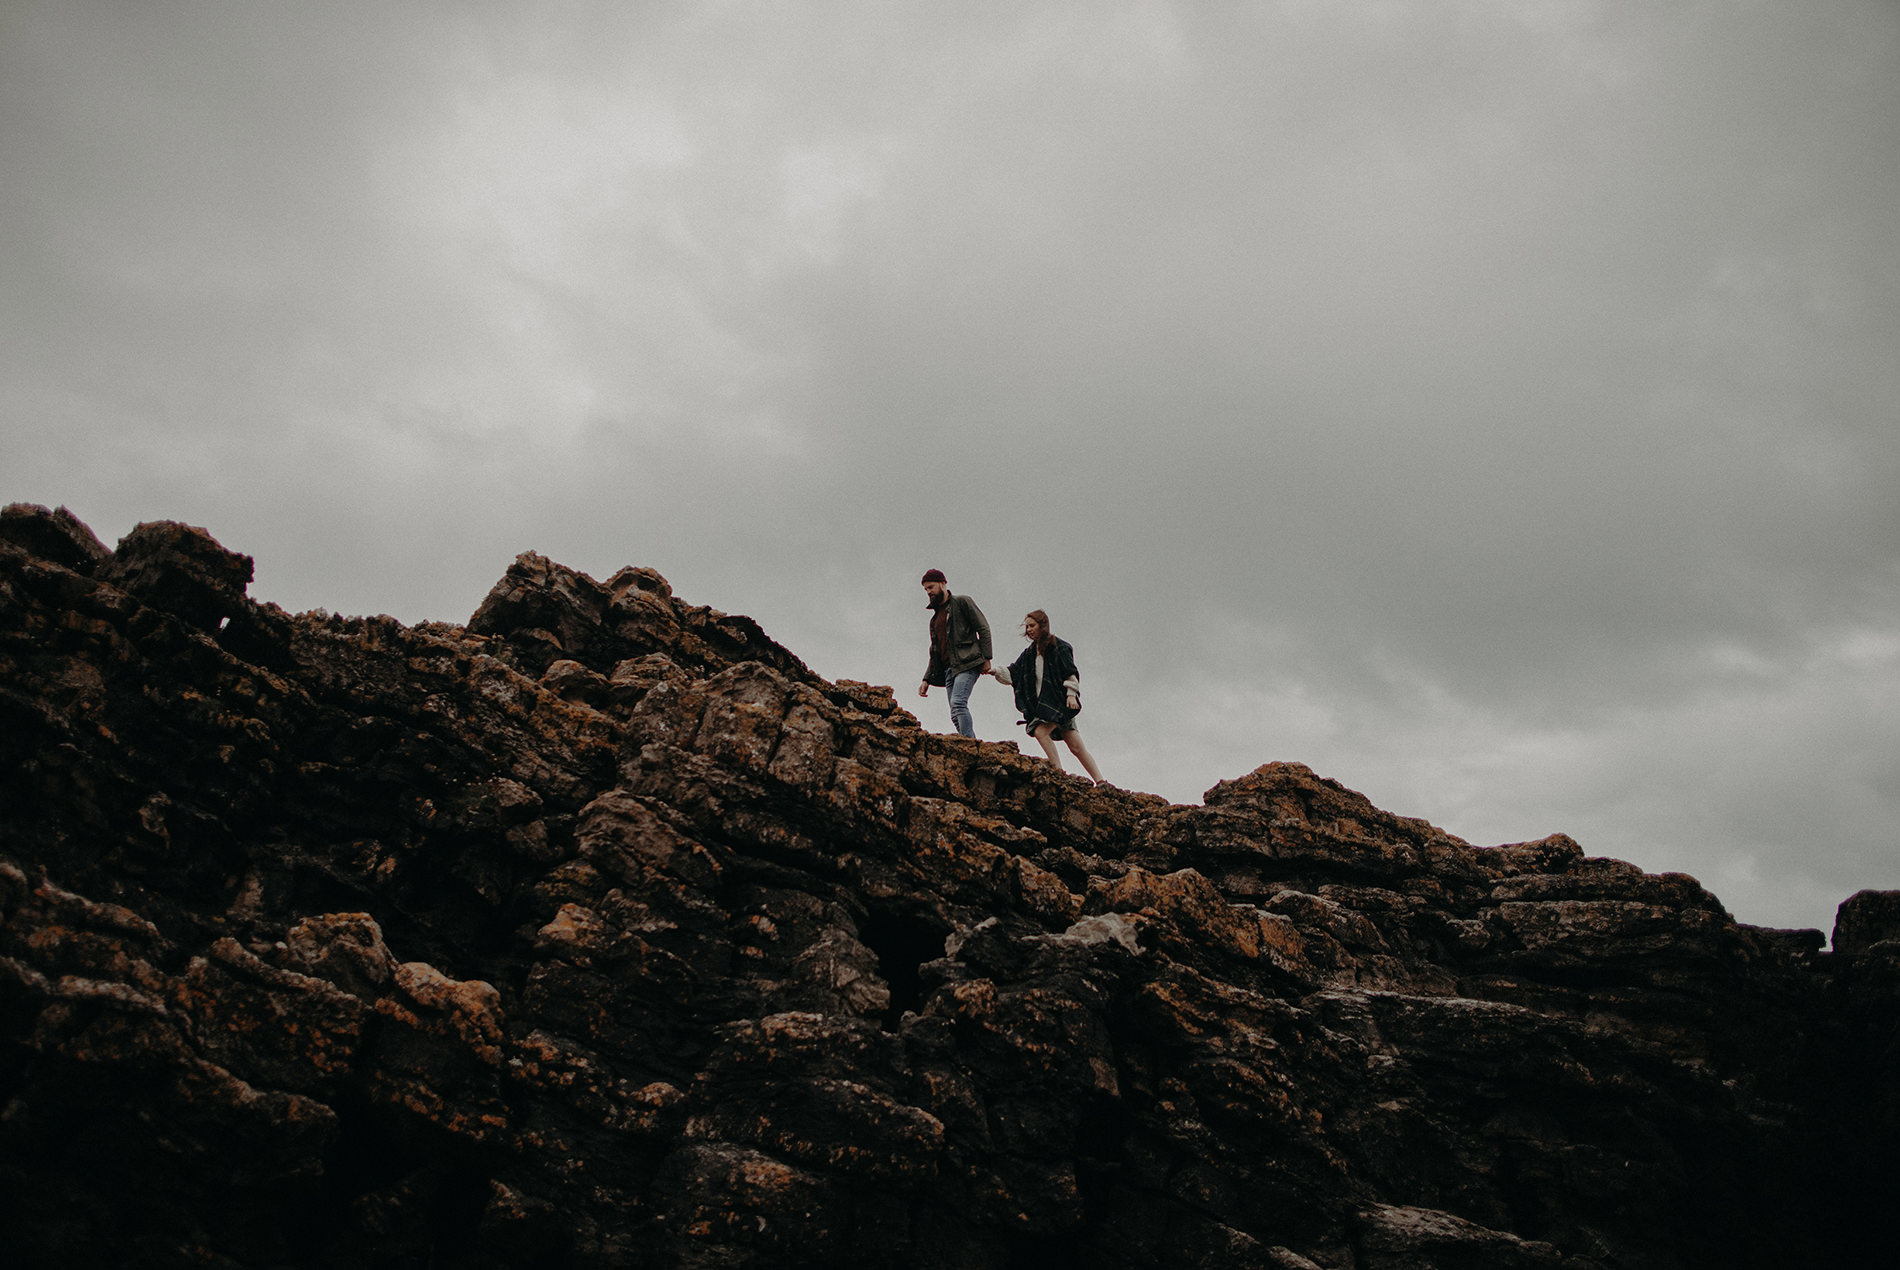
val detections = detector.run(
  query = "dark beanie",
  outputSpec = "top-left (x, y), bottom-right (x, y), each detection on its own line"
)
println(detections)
top-left (921, 568), bottom-right (947, 584)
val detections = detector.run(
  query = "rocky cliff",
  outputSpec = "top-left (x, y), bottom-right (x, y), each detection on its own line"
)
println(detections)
top-left (2, 503), bottom-right (1894, 1269)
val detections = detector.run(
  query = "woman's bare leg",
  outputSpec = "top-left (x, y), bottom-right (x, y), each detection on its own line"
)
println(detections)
top-left (1031, 723), bottom-right (1065, 770)
top-left (1063, 732), bottom-right (1104, 784)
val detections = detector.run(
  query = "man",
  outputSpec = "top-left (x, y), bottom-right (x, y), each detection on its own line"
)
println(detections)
top-left (917, 568), bottom-right (992, 738)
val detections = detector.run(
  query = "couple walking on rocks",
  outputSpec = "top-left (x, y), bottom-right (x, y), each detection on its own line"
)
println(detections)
top-left (915, 568), bottom-right (1105, 784)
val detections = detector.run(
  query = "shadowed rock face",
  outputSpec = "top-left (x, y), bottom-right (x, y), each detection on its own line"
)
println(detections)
top-left (1, 502), bottom-right (1894, 1269)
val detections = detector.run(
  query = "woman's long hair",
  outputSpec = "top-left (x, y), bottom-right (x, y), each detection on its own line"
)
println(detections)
top-left (1023, 609), bottom-right (1056, 654)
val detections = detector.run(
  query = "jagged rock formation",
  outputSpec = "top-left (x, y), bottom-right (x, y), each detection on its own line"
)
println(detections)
top-left (2, 502), bottom-right (1895, 1269)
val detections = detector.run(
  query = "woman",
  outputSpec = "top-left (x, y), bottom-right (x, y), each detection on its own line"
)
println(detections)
top-left (990, 609), bottom-right (1105, 784)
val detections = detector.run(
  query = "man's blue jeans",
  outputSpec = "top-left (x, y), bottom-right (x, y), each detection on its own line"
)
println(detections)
top-left (945, 668), bottom-right (980, 738)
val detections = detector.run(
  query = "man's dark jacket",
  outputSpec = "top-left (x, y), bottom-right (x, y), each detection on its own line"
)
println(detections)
top-left (923, 592), bottom-right (992, 686)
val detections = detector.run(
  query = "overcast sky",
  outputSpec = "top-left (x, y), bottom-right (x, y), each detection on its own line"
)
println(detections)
top-left (5, 1), bottom-right (1896, 938)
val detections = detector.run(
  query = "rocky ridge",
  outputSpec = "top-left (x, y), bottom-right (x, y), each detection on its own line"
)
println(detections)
top-left (1, 502), bottom-right (1895, 1268)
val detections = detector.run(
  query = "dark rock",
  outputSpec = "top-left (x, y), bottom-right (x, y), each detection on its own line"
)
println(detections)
top-left (2, 509), bottom-right (1895, 1268)
top-left (97, 519), bottom-right (255, 629)
top-left (1, 502), bottom-right (111, 572)
top-left (1833, 888), bottom-right (1900, 955)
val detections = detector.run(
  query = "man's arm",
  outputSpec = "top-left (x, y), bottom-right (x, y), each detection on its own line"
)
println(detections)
top-left (967, 598), bottom-right (993, 666)
top-left (921, 641), bottom-right (943, 696)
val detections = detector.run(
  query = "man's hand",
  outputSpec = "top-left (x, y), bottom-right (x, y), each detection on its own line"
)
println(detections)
top-left (980, 660), bottom-right (991, 674)
top-left (918, 681), bottom-right (929, 698)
